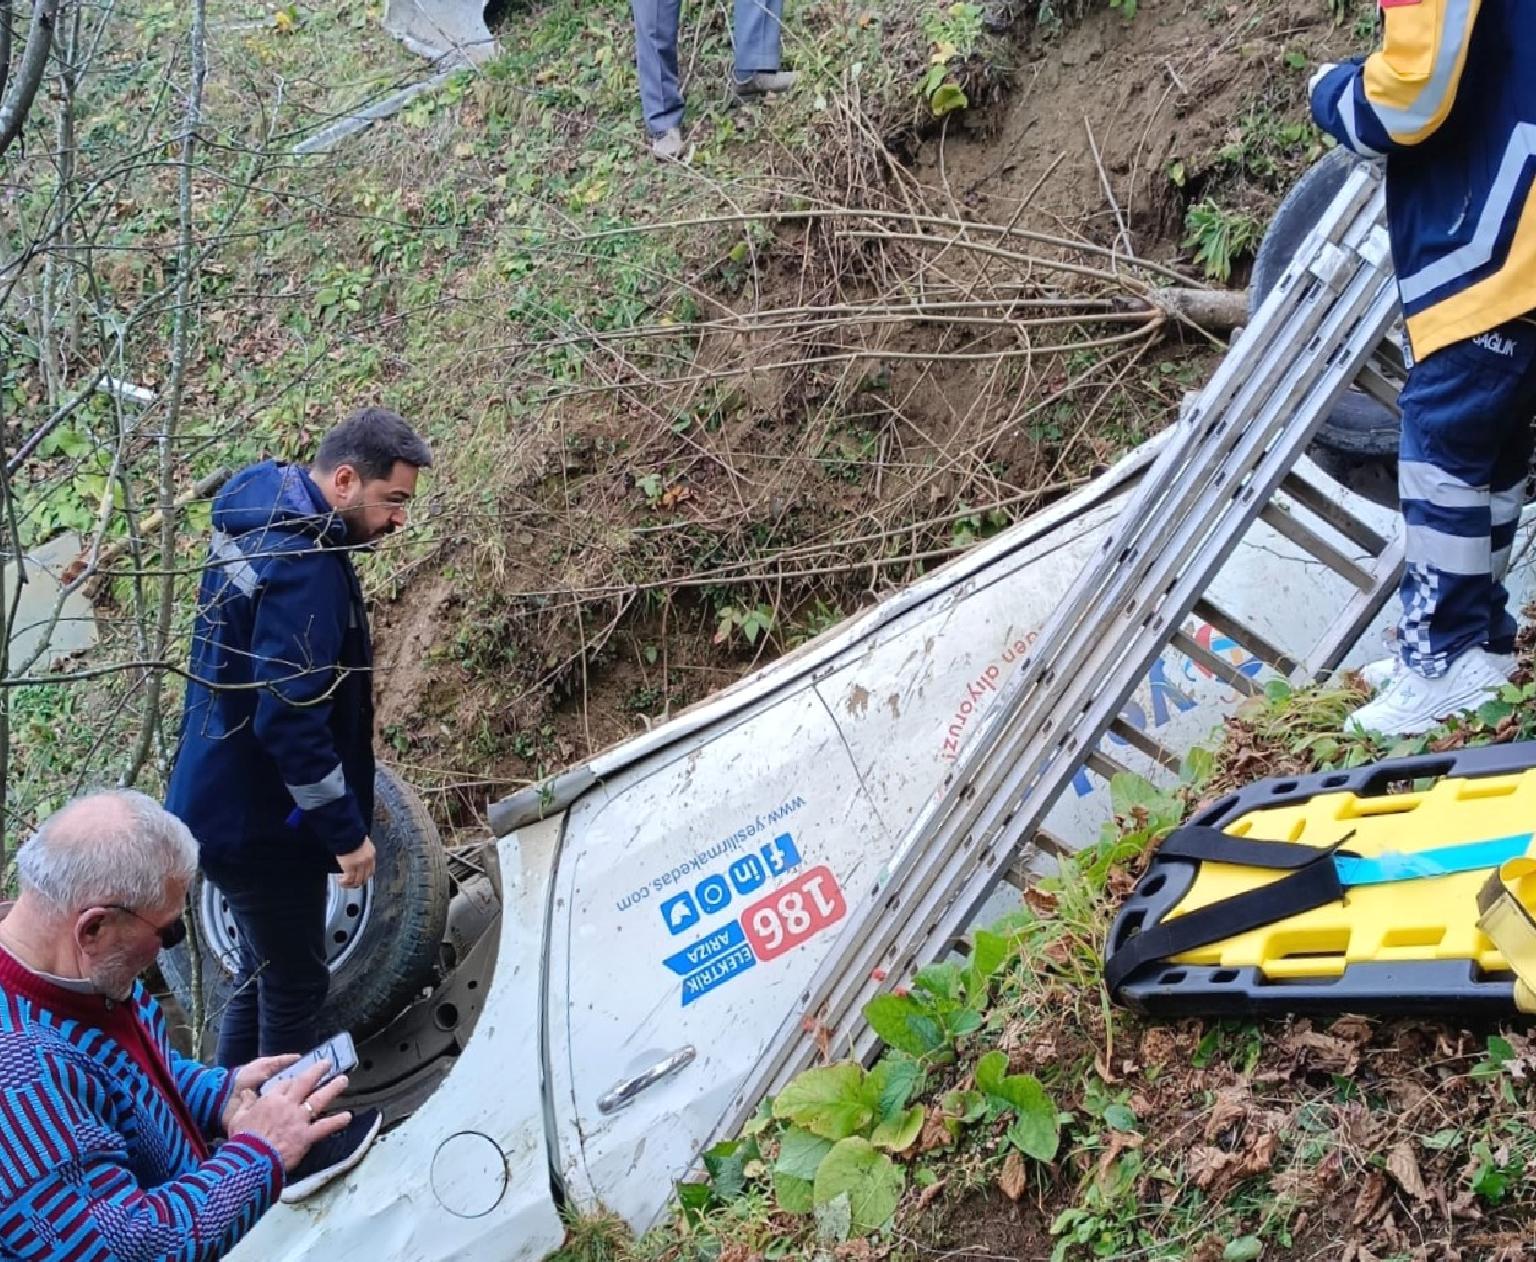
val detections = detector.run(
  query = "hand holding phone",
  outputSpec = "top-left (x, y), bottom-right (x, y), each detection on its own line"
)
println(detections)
top-left (258, 1032), bottom-right (359, 1098)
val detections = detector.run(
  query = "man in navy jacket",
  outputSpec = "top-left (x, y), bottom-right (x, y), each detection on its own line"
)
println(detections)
top-left (1310, 0), bottom-right (1536, 736)
top-left (167, 408), bottom-right (431, 1072)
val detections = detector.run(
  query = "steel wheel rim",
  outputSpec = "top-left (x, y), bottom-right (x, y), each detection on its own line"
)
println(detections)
top-left (199, 875), bottom-right (373, 977)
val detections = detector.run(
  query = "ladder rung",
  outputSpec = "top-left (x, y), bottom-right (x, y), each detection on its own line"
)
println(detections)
top-left (1300, 534), bottom-right (1406, 679)
top-left (1279, 471), bottom-right (1388, 555)
top-left (1259, 501), bottom-right (1375, 591)
top-left (1192, 598), bottom-right (1299, 676)
top-left (1171, 629), bottom-right (1263, 698)
top-left (1354, 364), bottom-right (1403, 416)
top-left (1106, 716), bottom-right (1183, 773)
top-left (1085, 747), bottom-right (1132, 783)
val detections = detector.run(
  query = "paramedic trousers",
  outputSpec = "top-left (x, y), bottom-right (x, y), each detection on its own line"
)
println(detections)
top-left (630, 0), bottom-right (785, 135)
top-left (1396, 313), bottom-right (1536, 677)
top-left (201, 850), bottom-right (331, 1068)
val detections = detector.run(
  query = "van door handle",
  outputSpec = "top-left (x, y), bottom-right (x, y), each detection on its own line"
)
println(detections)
top-left (597, 1046), bottom-right (696, 1114)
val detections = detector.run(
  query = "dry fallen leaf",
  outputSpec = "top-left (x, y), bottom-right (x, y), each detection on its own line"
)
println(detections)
top-left (999, 1150), bottom-right (1027, 1202)
top-left (919, 1109), bottom-right (955, 1153)
top-left (1385, 1141), bottom-right (1430, 1203)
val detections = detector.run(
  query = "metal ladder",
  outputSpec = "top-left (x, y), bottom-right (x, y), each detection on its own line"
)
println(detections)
top-left (725, 160), bottom-right (1405, 1113)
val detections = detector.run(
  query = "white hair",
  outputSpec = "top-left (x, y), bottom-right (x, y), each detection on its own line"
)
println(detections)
top-left (17, 790), bottom-right (198, 913)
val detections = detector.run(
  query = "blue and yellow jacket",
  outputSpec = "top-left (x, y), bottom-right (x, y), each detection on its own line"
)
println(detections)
top-left (1310, 0), bottom-right (1536, 361)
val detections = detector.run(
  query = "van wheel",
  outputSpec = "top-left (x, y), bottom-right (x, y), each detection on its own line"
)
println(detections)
top-left (161, 765), bottom-right (452, 1057)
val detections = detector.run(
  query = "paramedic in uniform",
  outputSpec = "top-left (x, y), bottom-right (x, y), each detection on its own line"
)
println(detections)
top-left (1309, 0), bottom-right (1536, 736)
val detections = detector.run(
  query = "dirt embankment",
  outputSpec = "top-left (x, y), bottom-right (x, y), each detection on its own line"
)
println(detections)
top-left (370, 0), bottom-right (1366, 837)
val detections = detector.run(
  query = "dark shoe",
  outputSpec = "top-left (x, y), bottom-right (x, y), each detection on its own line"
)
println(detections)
top-left (733, 70), bottom-right (797, 97)
top-left (280, 1108), bottom-right (382, 1204)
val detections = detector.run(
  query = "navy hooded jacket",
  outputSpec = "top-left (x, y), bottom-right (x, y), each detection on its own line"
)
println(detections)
top-left (166, 461), bottom-right (374, 865)
top-left (1310, 0), bottom-right (1536, 361)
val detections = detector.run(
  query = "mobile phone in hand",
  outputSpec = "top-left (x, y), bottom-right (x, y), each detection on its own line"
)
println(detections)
top-left (258, 1031), bottom-right (359, 1097)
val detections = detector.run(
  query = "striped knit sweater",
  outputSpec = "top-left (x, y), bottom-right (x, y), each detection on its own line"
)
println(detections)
top-left (0, 946), bottom-right (282, 1261)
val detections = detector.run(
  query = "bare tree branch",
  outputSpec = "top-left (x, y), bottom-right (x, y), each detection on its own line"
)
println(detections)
top-left (0, 0), bottom-right (61, 159)
top-left (124, 0), bottom-right (205, 787)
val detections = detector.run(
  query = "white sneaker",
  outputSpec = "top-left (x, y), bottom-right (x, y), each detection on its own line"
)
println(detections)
top-left (1346, 648), bottom-right (1513, 737)
top-left (1358, 656), bottom-right (1402, 692)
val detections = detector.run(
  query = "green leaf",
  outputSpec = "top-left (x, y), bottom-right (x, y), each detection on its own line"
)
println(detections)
top-left (813, 1138), bottom-right (906, 1235)
top-left (941, 1088), bottom-right (987, 1124)
top-left (1004, 1079), bottom-right (1060, 1162)
top-left (1224, 1237), bottom-right (1264, 1261)
top-left (866, 1055), bottom-right (922, 1120)
top-left (775, 1127), bottom-right (834, 1181)
top-left (1103, 1103), bottom-right (1138, 1133)
top-left (676, 1179), bottom-right (713, 1223)
top-left (967, 929), bottom-right (1010, 996)
top-left (774, 1170), bottom-right (815, 1214)
top-left (945, 1007), bottom-right (984, 1038)
top-left (975, 1050), bottom-right (1008, 1097)
top-left (929, 82), bottom-right (968, 116)
top-left (865, 993), bottom-right (946, 1057)
top-left (773, 1064), bottom-right (873, 1140)
top-left (703, 1137), bottom-right (756, 1200)
top-left (870, 1105), bottom-right (924, 1152)
top-left (913, 962), bottom-right (964, 1003)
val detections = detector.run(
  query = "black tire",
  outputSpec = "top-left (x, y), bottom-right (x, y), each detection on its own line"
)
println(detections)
top-left (162, 765), bottom-right (452, 1057)
top-left (1249, 148), bottom-right (1404, 508)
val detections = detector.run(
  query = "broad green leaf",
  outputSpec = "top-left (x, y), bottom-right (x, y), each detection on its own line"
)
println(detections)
top-left (773, 1064), bottom-right (873, 1139)
top-left (1004, 1077), bottom-right (1060, 1162)
top-left (930, 82), bottom-right (968, 116)
top-left (913, 962), bottom-right (963, 1002)
top-left (1223, 1238), bottom-right (1263, 1262)
top-left (975, 1050), bottom-right (1008, 1097)
top-left (964, 927), bottom-right (1013, 1001)
top-left (870, 1105), bottom-right (924, 1152)
top-left (945, 1007), bottom-right (983, 1039)
top-left (773, 1170), bottom-right (815, 1214)
top-left (775, 1127), bottom-right (834, 1181)
top-left (813, 1138), bottom-right (905, 1235)
top-left (865, 994), bottom-right (946, 1057)
top-left (865, 1055), bottom-right (922, 1120)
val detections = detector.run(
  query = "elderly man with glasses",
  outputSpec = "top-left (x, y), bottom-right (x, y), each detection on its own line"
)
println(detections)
top-left (0, 791), bottom-right (356, 1260)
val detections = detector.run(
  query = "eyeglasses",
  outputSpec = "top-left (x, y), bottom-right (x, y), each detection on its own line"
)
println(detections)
top-left (105, 905), bottom-right (188, 951)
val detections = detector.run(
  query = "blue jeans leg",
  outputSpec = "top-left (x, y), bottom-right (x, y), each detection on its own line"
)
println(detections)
top-left (632, 0), bottom-right (685, 134)
top-left (201, 852), bottom-right (331, 1067)
top-left (733, 0), bottom-right (784, 77)
top-left (1396, 316), bottom-right (1536, 675)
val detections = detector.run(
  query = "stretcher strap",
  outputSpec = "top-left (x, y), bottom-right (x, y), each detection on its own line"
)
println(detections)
top-left (1477, 858), bottom-right (1536, 1014)
top-left (1335, 832), bottom-right (1532, 886)
top-left (1152, 826), bottom-right (1351, 869)
top-left (1104, 829), bottom-right (1351, 996)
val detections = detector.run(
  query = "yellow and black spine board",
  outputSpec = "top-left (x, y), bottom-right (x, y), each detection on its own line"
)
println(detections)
top-left (1104, 742), bottom-right (1536, 1017)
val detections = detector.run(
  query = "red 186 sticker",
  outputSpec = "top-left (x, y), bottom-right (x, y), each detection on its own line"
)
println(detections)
top-left (741, 865), bottom-right (846, 962)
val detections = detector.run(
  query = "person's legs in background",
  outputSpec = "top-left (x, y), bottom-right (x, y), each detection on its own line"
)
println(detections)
top-left (733, 0), bottom-right (784, 79)
top-left (632, 0), bottom-right (686, 152)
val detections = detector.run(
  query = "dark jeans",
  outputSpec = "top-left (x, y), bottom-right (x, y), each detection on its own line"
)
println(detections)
top-left (200, 851), bottom-right (330, 1068)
